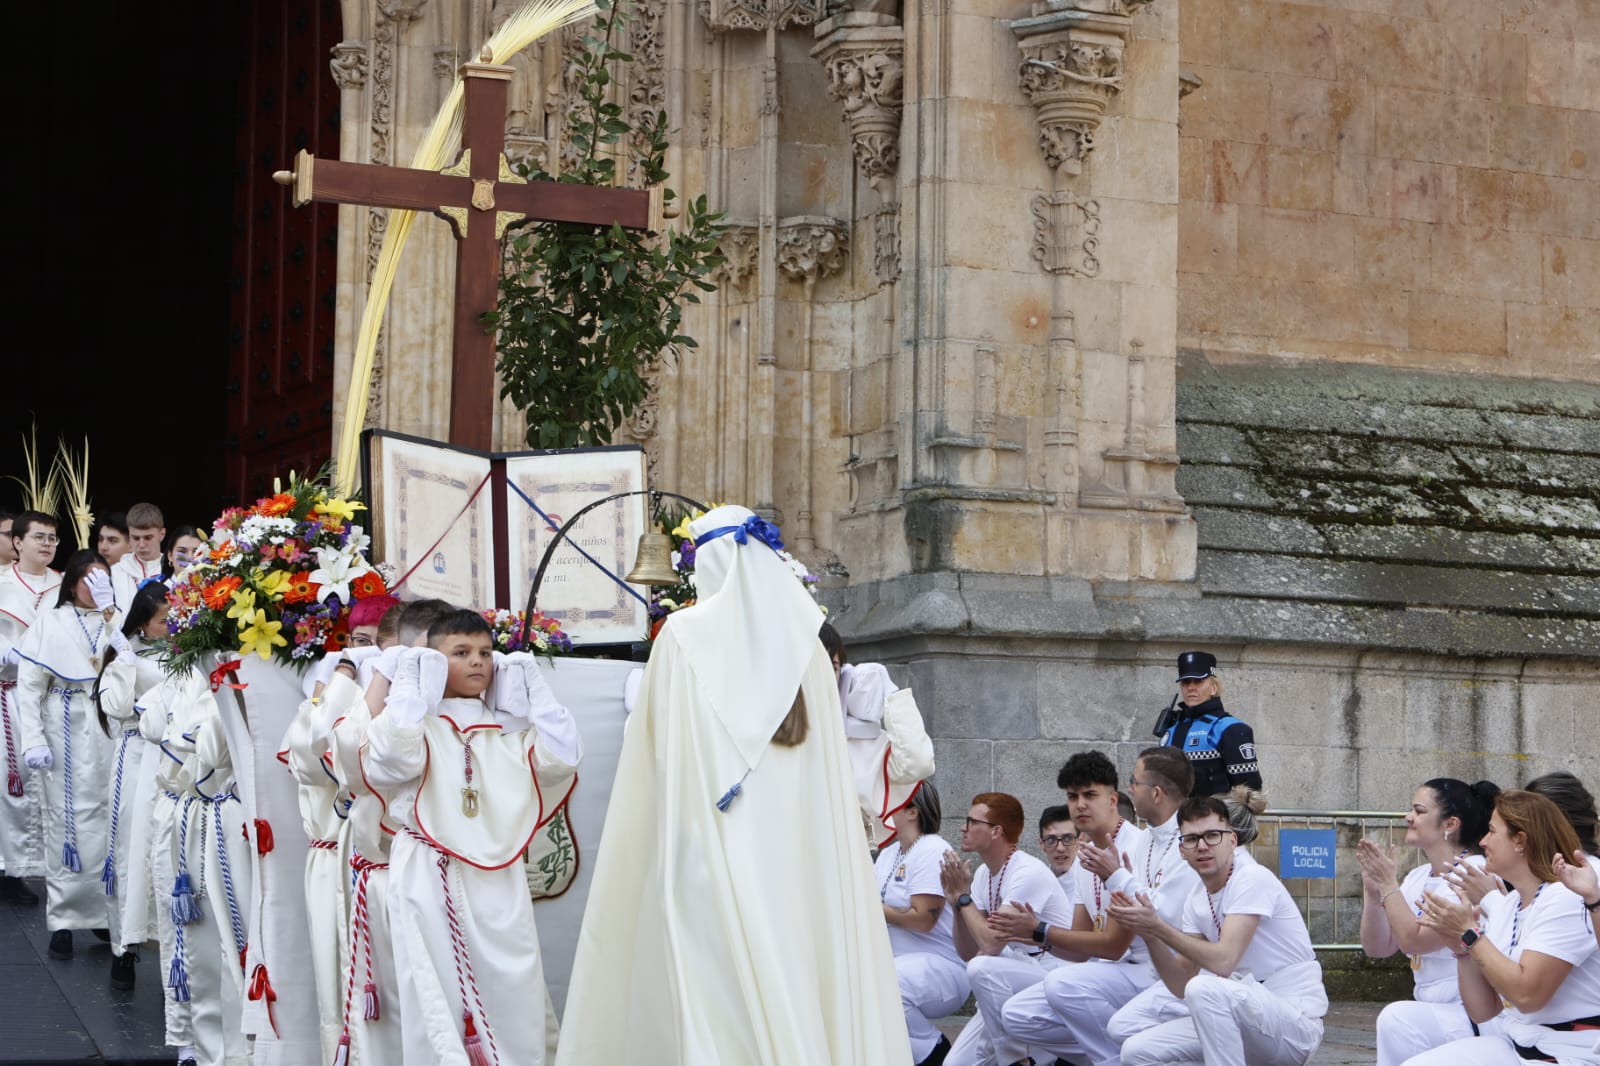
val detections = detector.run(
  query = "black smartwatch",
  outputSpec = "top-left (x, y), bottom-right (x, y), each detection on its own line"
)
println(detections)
top-left (1460, 928), bottom-right (1480, 950)
top-left (1585, 896), bottom-right (1600, 912)
top-left (955, 893), bottom-right (973, 910)
top-left (1032, 920), bottom-right (1050, 944)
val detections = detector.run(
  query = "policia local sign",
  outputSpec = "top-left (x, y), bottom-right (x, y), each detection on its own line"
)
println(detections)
top-left (1278, 829), bottom-right (1338, 879)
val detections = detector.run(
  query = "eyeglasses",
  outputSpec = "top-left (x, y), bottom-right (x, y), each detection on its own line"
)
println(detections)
top-left (964, 816), bottom-right (999, 830)
top-left (25, 533), bottom-right (60, 545)
top-left (1177, 829), bottom-right (1231, 852)
top-left (1041, 834), bottom-right (1077, 848)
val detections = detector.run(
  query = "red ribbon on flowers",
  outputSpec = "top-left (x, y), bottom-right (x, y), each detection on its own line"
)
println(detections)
top-left (209, 660), bottom-right (248, 693)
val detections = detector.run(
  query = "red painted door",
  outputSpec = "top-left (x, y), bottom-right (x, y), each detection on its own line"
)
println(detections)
top-left (225, 0), bottom-right (342, 500)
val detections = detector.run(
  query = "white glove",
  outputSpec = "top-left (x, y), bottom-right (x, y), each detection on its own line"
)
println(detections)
top-left (842, 661), bottom-right (896, 738)
top-left (107, 627), bottom-right (133, 658)
top-left (341, 645), bottom-right (385, 669)
top-left (85, 568), bottom-right (117, 611)
top-left (493, 652), bottom-right (537, 723)
top-left (24, 746), bottom-right (53, 770)
top-left (369, 643), bottom-right (408, 682)
top-left (416, 647), bottom-right (448, 709)
top-left (383, 647), bottom-right (443, 728)
top-left (2, 645), bottom-right (21, 669)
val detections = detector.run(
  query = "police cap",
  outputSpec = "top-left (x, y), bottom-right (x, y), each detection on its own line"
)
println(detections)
top-left (1176, 650), bottom-right (1217, 682)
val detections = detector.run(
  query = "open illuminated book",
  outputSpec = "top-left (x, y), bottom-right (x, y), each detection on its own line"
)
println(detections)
top-left (361, 430), bottom-right (650, 647)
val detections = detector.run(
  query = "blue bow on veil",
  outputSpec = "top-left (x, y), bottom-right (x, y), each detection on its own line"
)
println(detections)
top-left (692, 514), bottom-right (785, 553)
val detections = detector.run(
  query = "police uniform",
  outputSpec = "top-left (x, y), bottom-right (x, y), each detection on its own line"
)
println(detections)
top-left (1159, 651), bottom-right (1263, 797)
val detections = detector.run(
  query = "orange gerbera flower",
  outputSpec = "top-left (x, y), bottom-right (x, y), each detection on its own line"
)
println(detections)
top-left (202, 576), bottom-right (244, 611)
top-left (349, 571), bottom-right (387, 599)
top-left (284, 571), bottom-right (321, 605)
top-left (208, 542), bottom-right (238, 563)
top-left (254, 493), bottom-right (296, 517)
top-left (323, 619), bottom-right (350, 653)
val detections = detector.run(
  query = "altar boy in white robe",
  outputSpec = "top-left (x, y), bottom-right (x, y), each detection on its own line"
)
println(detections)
top-left (364, 609), bottom-right (580, 1066)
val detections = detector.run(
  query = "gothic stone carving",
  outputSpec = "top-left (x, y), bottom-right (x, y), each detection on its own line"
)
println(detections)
top-left (776, 216), bottom-right (849, 289)
top-left (330, 41), bottom-right (369, 90)
top-left (811, 18), bottom-right (904, 190)
top-left (698, 0), bottom-right (826, 32)
top-left (873, 203), bottom-right (900, 286)
top-left (1030, 193), bottom-right (1100, 277)
top-left (710, 224), bottom-right (761, 296)
top-left (1012, 7), bottom-right (1131, 174)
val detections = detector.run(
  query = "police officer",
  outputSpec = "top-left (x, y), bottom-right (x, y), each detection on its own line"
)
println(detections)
top-left (1158, 651), bottom-right (1264, 796)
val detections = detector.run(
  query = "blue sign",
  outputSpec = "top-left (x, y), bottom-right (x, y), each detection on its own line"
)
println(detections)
top-left (1278, 829), bottom-right (1337, 879)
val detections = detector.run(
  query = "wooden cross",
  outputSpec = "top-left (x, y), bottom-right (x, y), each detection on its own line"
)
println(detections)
top-left (273, 53), bottom-right (663, 452)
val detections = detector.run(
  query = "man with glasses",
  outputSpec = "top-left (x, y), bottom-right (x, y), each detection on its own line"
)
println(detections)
top-left (1106, 795), bottom-right (1327, 1066)
top-left (0, 511), bottom-right (61, 905)
top-left (1036, 805), bottom-right (1080, 894)
top-left (939, 792), bottom-right (1075, 1066)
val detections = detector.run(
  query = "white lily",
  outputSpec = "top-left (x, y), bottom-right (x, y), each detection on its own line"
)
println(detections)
top-left (309, 546), bottom-right (374, 604)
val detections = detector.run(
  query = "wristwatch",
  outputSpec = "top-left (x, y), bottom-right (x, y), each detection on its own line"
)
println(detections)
top-left (1459, 928), bottom-right (1481, 949)
top-left (1585, 896), bottom-right (1600, 912)
top-left (1032, 920), bottom-right (1050, 944)
top-left (955, 893), bottom-right (973, 910)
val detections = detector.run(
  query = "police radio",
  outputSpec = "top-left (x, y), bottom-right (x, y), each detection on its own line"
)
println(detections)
top-left (1151, 693), bottom-right (1181, 741)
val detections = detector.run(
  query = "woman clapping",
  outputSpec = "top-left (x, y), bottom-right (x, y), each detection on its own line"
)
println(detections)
top-left (1412, 790), bottom-right (1600, 1065)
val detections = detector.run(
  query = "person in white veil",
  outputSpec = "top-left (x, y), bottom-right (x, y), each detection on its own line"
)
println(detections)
top-left (555, 505), bottom-right (911, 1066)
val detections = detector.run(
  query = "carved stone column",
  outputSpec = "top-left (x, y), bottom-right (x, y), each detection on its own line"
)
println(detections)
top-left (776, 216), bottom-right (849, 569)
top-left (1012, 0), bottom-right (1151, 174)
top-left (810, 13), bottom-right (905, 191)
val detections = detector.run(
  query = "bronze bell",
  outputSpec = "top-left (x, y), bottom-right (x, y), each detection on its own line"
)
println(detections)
top-left (624, 531), bottom-right (681, 586)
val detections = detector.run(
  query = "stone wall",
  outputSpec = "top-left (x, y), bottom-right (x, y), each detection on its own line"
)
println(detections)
top-left (1177, 0), bottom-right (1600, 381)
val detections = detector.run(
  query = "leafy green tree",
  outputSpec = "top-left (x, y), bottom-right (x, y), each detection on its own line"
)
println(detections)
top-left (488, 0), bottom-right (725, 449)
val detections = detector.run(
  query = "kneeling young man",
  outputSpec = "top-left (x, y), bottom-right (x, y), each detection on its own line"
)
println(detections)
top-left (1108, 794), bottom-right (1327, 1066)
top-left (364, 610), bottom-right (581, 1066)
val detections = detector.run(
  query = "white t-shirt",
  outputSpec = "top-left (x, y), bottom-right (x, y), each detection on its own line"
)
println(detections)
top-left (1072, 819), bottom-right (1151, 963)
top-left (1056, 869), bottom-right (1079, 914)
top-left (1106, 813), bottom-right (1202, 931)
top-left (1479, 880), bottom-right (1600, 1026)
top-left (972, 849), bottom-right (1076, 964)
top-left (1181, 852), bottom-right (1316, 980)
top-left (876, 833), bottom-right (962, 967)
top-left (1401, 857), bottom-right (1485, 1004)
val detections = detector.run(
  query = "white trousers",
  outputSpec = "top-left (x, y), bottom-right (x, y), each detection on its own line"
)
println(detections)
top-left (1009, 960), bottom-right (1157, 1066)
top-left (946, 954), bottom-right (1051, 1066)
top-left (1120, 974), bottom-right (1323, 1066)
top-left (1401, 1017), bottom-right (1600, 1066)
top-left (1377, 999), bottom-right (1474, 1066)
top-left (1108, 981), bottom-right (1192, 1047)
top-left (894, 952), bottom-right (970, 1062)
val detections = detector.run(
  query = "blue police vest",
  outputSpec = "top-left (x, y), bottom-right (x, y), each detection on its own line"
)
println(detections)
top-left (1166, 714), bottom-right (1242, 758)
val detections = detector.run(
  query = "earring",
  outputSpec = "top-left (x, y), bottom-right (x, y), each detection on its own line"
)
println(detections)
top-left (1443, 830), bottom-right (1452, 843)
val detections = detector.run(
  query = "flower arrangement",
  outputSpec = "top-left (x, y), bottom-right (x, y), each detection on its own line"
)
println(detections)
top-left (165, 472), bottom-right (390, 673)
top-left (482, 608), bottom-right (573, 658)
top-left (646, 504), bottom-right (820, 639)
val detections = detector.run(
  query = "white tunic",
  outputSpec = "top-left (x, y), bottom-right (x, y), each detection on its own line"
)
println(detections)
top-left (846, 685), bottom-right (936, 848)
top-left (0, 564), bottom-right (57, 879)
top-left (96, 643), bottom-right (169, 947)
top-left (111, 553), bottom-right (164, 615)
top-left (366, 696), bottom-right (579, 1066)
top-left (16, 603), bottom-right (119, 930)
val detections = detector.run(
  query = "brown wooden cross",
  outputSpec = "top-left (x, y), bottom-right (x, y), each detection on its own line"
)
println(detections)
top-left (273, 54), bottom-right (662, 452)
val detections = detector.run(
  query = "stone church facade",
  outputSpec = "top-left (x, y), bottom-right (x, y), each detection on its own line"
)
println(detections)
top-left (321, 0), bottom-right (1599, 831)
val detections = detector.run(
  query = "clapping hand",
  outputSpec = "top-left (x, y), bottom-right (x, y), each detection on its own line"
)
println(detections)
top-left (1552, 851), bottom-right (1599, 907)
top-left (1107, 890), bottom-right (1160, 936)
top-left (1417, 887), bottom-right (1476, 939)
top-left (1078, 840), bottom-right (1125, 882)
top-left (987, 900), bottom-right (1039, 943)
top-left (1355, 839), bottom-right (1401, 900)
top-left (939, 851), bottom-right (973, 903)
top-left (1444, 858), bottom-right (1502, 905)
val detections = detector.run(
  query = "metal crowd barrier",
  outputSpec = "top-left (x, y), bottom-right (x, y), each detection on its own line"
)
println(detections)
top-left (1247, 808), bottom-right (1413, 951)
